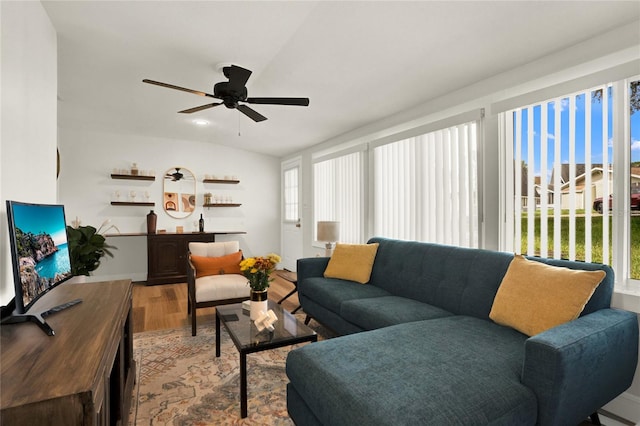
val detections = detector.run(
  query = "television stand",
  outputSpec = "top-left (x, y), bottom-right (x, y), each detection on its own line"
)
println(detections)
top-left (0, 298), bottom-right (83, 336)
top-left (1, 280), bottom-right (135, 426)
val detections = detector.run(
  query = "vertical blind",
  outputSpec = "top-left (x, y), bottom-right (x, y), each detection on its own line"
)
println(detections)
top-left (373, 121), bottom-right (479, 248)
top-left (313, 151), bottom-right (362, 244)
top-left (504, 84), bottom-right (613, 264)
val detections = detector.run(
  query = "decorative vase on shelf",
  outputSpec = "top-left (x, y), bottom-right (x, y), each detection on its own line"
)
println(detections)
top-left (250, 289), bottom-right (268, 320)
top-left (146, 210), bottom-right (157, 234)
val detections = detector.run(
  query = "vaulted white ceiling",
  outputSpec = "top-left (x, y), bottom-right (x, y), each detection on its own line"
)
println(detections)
top-left (43, 1), bottom-right (640, 157)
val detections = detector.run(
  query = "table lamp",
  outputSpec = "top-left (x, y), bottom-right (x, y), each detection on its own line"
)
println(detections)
top-left (317, 221), bottom-right (340, 257)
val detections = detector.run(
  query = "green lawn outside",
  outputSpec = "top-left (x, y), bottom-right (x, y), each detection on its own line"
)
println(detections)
top-left (520, 215), bottom-right (640, 279)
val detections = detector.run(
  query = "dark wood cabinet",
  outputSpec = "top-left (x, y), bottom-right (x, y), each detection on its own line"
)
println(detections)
top-left (147, 232), bottom-right (216, 285)
top-left (1, 279), bottom-right (135, 426)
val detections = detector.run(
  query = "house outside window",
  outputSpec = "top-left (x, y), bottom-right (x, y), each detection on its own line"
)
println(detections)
top-left (501, 77), bottom-right (640, 284)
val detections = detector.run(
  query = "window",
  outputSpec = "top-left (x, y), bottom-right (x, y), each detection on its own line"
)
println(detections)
top-left (313, 150), bottom-right (363, 244)
top-left (627, 79), bottom-right (640, 280)
top-left (501, 77), bottom-right (640, 283)
top-left (283, 166), bottom-right (299, 222)
top-left (373, 121), bottom-right (480, 248)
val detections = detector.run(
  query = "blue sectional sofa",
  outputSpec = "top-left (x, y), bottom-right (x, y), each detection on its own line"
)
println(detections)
top-left (285, 237), bottom-right (639, 426)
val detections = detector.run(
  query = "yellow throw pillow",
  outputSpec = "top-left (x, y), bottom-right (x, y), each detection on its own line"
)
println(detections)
top-left (489, 255), bottom-right (605, 336)
top-left (324, 243), bottom-right (379, 284)
top-left (191, 251), bottom-right (242, 278)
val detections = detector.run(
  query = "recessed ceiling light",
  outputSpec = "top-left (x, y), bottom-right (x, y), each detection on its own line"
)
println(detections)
top-left (192, 119), bottom-right (210, 126)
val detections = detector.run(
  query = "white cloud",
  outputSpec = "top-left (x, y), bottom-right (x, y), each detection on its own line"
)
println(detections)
top-left (558, 98), bottom-right (569, 112)
top-left (632, 139), bottom-right (640, 151)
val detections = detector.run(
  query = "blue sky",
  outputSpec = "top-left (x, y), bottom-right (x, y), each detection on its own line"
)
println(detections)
top-left (11, 203), bottom-right (68, 246)
top-left (517, 85), bottom-right (640, 179)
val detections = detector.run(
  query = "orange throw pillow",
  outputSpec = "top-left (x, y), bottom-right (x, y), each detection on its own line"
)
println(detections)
top-left (191, 251), bottom-right (242, 278)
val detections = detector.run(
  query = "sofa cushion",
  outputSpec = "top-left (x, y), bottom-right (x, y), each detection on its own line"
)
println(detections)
top-left (286, 316), bottom-right (536, 425)
top-left (340, 296), bottom-right (453, 330)
top-left (324, 243), bottom-right (379, 284)
top-left (490, 255), bottom-right (605, 336)
top-left (195, 273), bottom-right (249, 302)
top-left (302, 277), bottom-right (390, 314)
top-left (191, 251), bottom-right (242, 278)
top-left (366, 237), bottom-right (515, 320)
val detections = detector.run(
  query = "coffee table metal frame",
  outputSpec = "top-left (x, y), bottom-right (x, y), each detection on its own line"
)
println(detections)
top-left (215, 300), bottom-right (317, 418)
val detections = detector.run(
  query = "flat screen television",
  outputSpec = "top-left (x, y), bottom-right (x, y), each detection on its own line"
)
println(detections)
top-left (2, 200), bottom-right (81, 335)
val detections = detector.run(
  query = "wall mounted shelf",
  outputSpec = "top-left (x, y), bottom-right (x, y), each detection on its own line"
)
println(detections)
top-left (203, 203), bottom-right (241, 208)
top-left (111, 174), bottom-right (155, 181)
top-left (203, 179), bottom-right (239, 184)
top-left (111, 201), bottom-right (155, 206)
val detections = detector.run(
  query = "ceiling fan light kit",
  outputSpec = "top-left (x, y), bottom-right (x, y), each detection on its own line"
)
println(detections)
top-left (143, 64), bottom-right (309, 122)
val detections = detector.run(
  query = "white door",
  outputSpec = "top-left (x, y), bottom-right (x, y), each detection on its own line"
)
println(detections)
top-left (281, 160), bottom-right (303, 271)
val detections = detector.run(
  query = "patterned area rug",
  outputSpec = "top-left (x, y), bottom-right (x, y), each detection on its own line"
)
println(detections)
top-left (129, 314), bottom-right (333, 425)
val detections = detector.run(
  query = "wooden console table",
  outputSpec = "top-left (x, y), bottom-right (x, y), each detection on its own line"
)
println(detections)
top-left (106, 231), bottom-right (246, 285)
top-left (1, 279), bottom-right (135, 426)
top-left (147, 232), bottom-right (215, 285)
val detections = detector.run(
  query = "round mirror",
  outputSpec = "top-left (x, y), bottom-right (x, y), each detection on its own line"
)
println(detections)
top-left (163, 167), bottom-right (196, 219)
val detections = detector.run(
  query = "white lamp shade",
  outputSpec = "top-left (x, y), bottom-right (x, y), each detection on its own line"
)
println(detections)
top-left (317, 221), bottom-right (340, 242)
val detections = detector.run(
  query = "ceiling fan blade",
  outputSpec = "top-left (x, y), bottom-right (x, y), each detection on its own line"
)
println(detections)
top-left (237, 104), bottom-right (267, 122)
top-left (225, 65), bottom-right (252, 91)
top-left (178, 103), bottom-right (222, 114)
top-left (142, 79), bottom-right (216, 98)
top-left (245, 97), bottom-right (310, 106)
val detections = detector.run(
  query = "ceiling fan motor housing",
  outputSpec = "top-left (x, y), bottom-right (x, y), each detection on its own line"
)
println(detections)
top-left (214, 81), bottom-right (247, 108)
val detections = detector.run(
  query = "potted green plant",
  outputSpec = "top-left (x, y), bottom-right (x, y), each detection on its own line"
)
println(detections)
top-left (66, 223), bottom-right (116, 276)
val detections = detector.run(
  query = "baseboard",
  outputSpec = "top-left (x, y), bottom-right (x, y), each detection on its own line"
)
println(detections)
top-left (603, 391), bottom-right (640, 424)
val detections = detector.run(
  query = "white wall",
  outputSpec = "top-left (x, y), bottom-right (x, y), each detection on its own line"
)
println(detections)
top-left (0, 1), bottom-right (57, 305)
top-left (56, 127), bottom-right (281, 282)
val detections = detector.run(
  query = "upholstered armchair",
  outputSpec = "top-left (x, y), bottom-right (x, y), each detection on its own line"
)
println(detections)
top-left (187, 241), bottom-right (250, 336)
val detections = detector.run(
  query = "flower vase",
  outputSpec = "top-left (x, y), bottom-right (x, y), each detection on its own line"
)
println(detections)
top-left (250, 289), bottom-right (268, 320)
top-left (146, 210), bottom-right (157, 234)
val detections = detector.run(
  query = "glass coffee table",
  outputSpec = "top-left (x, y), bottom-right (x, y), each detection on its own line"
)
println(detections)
top-left (215, 300), bottom-right (318, 418)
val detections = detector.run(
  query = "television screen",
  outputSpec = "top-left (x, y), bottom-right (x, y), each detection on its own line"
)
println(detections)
top-left (6, 200), bottom-right (73, 314)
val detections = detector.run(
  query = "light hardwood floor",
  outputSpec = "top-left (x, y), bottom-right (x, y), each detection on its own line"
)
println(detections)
top-left (132, 272), bottom-right (300, 333)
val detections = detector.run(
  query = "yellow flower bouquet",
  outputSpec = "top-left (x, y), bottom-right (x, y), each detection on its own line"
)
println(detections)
top-left (240, 253), bottom-right (281, 292)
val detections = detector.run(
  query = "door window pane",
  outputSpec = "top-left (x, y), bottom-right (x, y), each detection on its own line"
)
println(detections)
top-left (283, 166), bottom-right (299, 222)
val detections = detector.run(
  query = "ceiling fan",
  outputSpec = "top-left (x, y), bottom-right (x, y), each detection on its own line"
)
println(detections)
top-left (143, 65), bottom-right (309, 122)
top-left (165, 168), bottom-right (188, 181)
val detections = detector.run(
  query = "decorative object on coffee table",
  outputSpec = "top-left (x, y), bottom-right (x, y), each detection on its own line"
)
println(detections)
top-left (317, 221), bottom-right (340, 256)
top-left (254, 309), bottom-right (278, 332)
top-left (240, 253), bottom-right (281, 320)
top-left (249, 289), bottom-right (268, 320)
